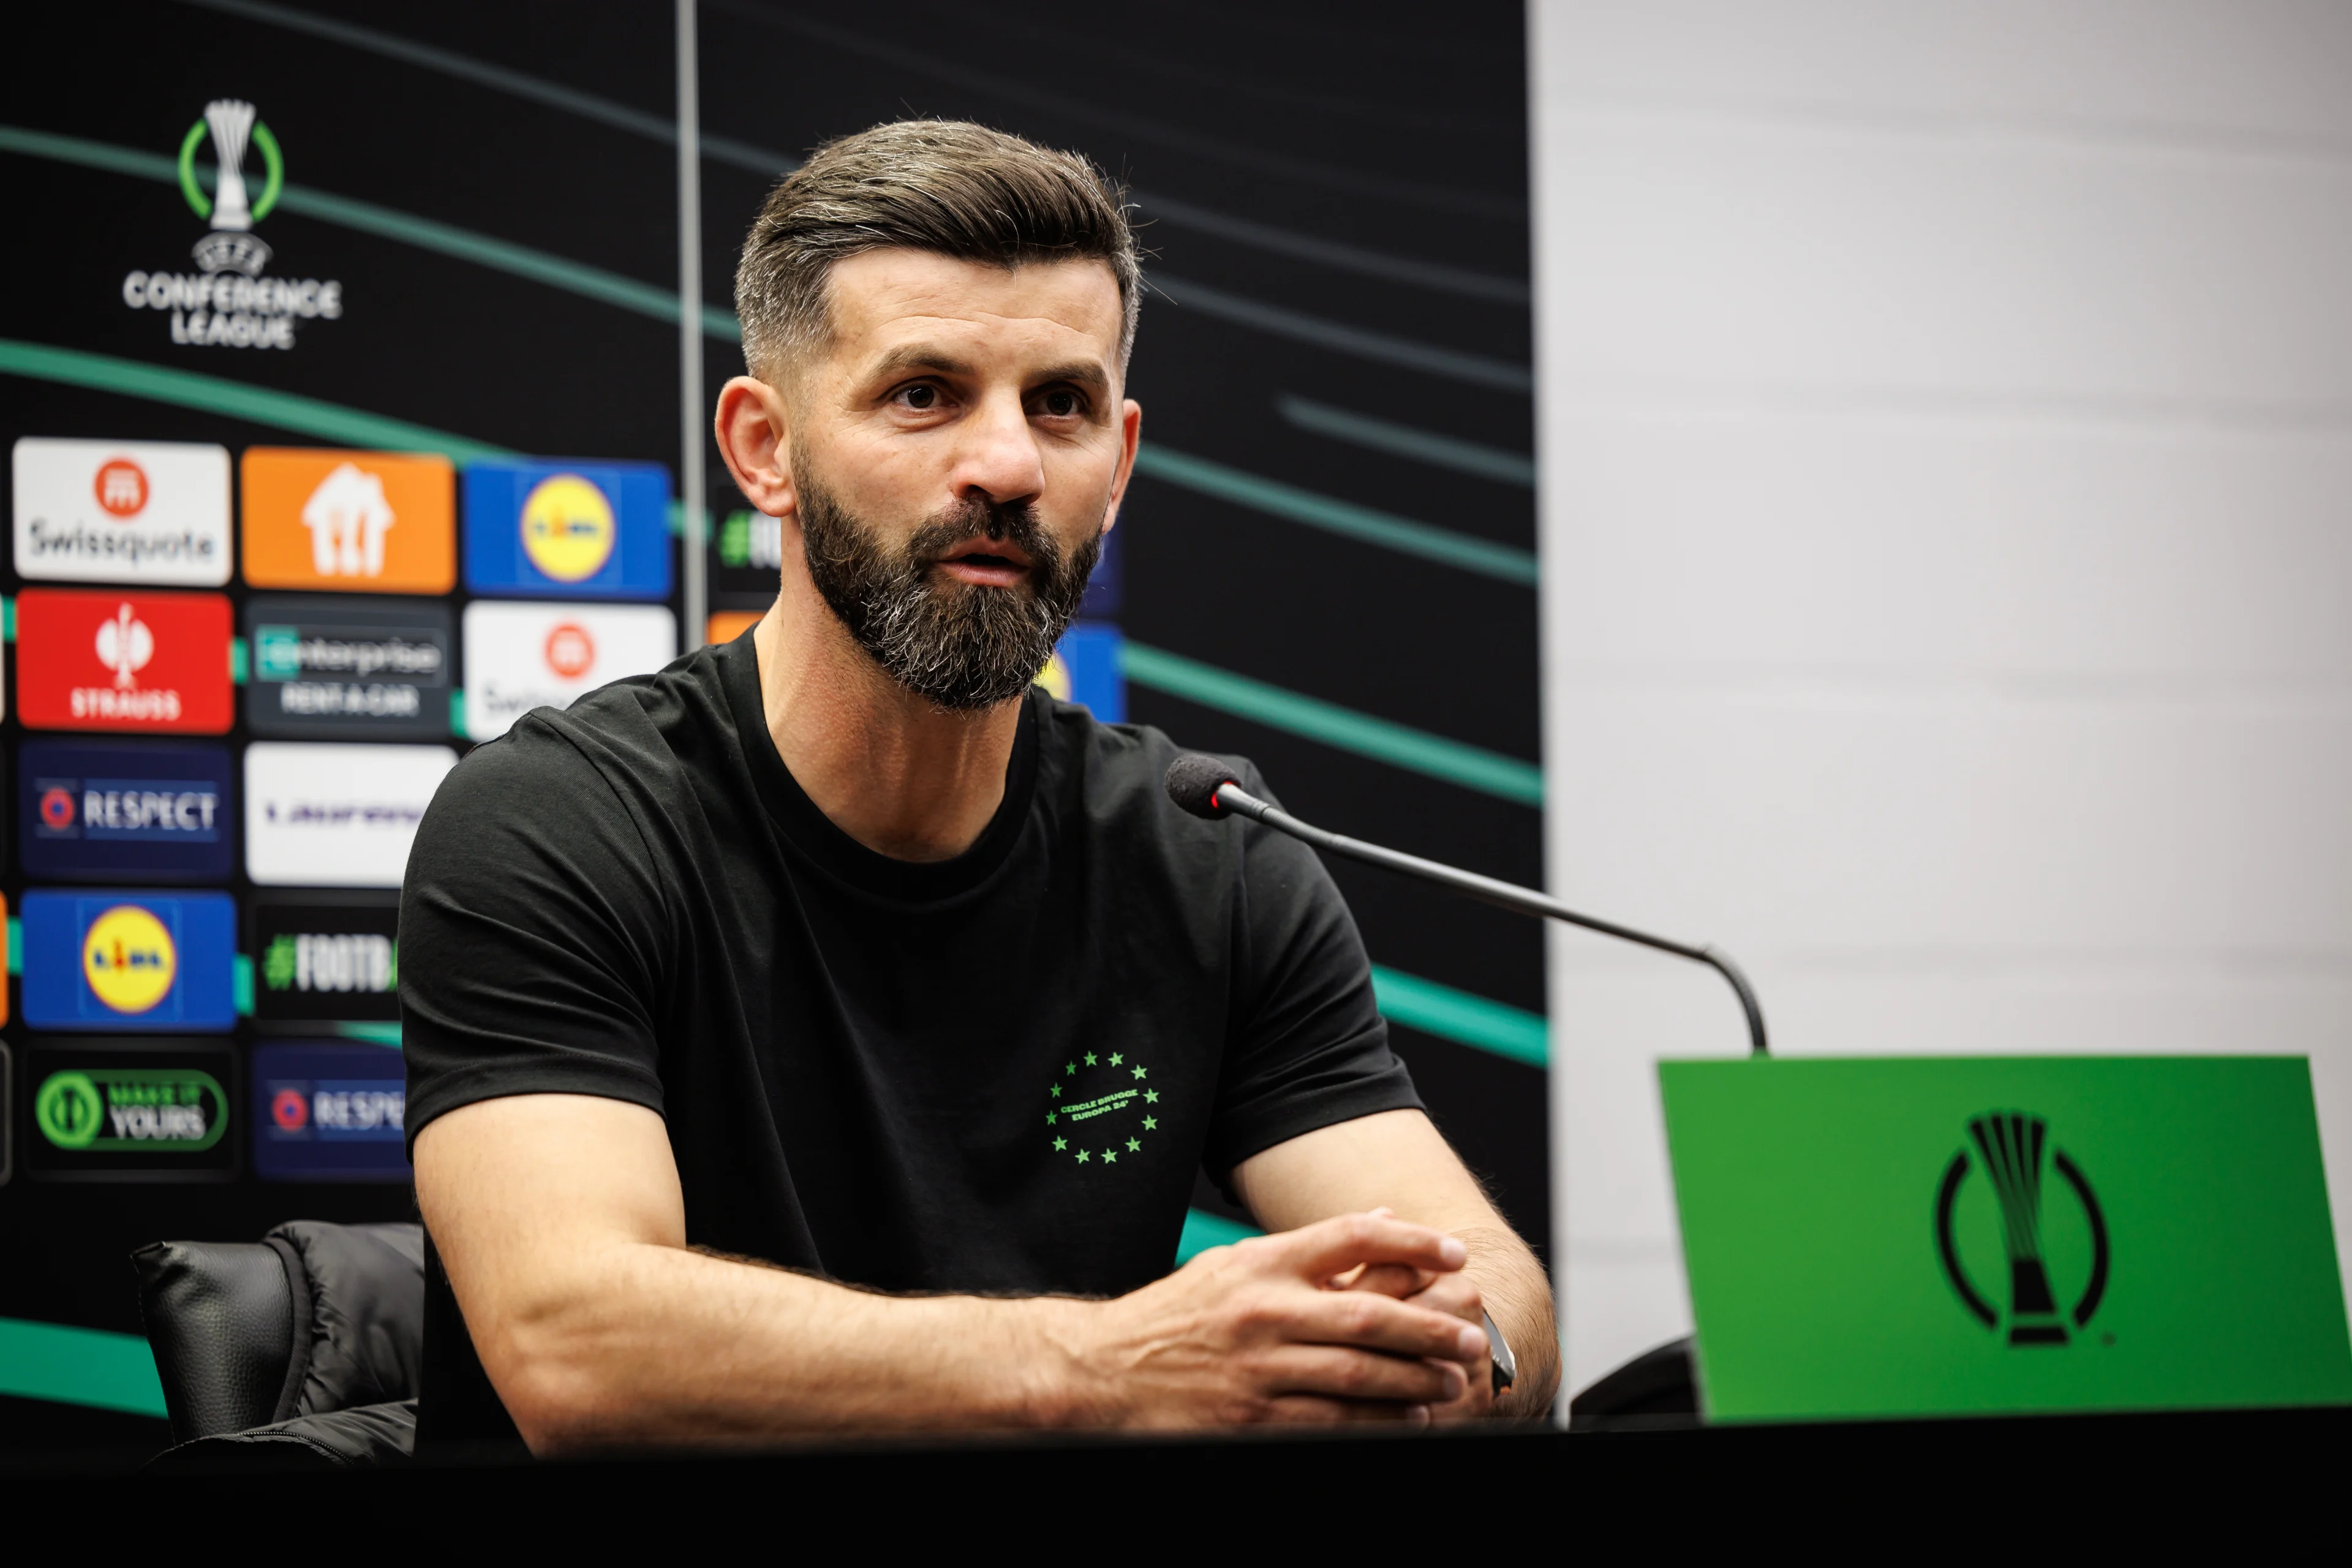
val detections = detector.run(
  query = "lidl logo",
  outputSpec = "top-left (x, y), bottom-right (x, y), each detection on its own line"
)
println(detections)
top-left (12, 438), bottom-right (232, 587)
top-left (521, 473), bottom-right (617, 582)
top-left (21, 891), bottom-right (236, 1030)
top-left (1038, 621), bottom-right (1125, 722)
top-left (461, 601), bottom-right (677, 741)
top-left (15, 587), bottom-right (233, 734)
top-left (243, 595), bottom-right (452, 739)
top-left (82, 905), bottom-right (179, 1016)
top-left (24, 1045), bottom-right (238, 1180)
top-left (464, 459), bottom-right (670, 600)
top-left (252, 1042), bottom-right (410, 1182)
top-left (19, 740), bottom-right (235, 882)
top-left (241, 449), bottom-right (456, 593)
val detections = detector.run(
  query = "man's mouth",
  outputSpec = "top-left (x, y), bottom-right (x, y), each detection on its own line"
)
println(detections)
top-left (933, 537), bottom-right (1034, 587)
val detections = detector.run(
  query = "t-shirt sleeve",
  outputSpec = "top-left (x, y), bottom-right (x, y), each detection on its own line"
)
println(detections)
top-left (399, 721), bottom-right (673, 1156)
top-left (1201, 765), bottom-right (1423, 1178)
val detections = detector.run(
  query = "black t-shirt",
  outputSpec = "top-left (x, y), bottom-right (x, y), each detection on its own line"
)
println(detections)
top-left (399, 631), bottom-right (1420, 1438)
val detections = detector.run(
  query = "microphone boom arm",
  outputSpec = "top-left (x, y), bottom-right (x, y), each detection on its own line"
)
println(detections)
top-left (1213, 781), bottom-right (1768, 1058)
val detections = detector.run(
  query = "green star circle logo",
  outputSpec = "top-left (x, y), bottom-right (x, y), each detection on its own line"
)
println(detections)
top-left (35, 1071), bottom-right (105, 1150)
top-left (1046, 1050), bottom-right (1161, 1169)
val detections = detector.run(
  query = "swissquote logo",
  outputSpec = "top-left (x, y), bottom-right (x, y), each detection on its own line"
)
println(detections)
top-left (460, 601), bottom-right (676, 741)
top-left (119, 100), bottom-right (345, 352)
top-left (11, 438), bottom-right (233, 587)
top-left (1936, 1111), bottom-right (2111, 1347)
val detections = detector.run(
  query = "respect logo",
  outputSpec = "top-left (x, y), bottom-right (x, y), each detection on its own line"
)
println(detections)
top-left (18, 740), bottom-right (237, 882)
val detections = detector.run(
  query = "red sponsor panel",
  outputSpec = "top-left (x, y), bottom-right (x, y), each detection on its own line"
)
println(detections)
top-left (17, 588), bottom-right (233, 734)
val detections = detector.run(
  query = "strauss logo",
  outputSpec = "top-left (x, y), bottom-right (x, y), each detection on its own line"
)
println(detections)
top-left (94, 603), bottom-right (156, 690)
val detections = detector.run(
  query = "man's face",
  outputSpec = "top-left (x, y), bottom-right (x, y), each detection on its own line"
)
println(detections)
top-left (782, 251), bottom-right (1136, 709)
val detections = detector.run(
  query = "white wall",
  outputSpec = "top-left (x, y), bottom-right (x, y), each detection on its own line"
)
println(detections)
top-left (1531, 0), bottom-right (2352, 1398)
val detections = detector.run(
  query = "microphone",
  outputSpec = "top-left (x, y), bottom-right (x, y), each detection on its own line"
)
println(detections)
top-left (1164, 752), bottom-right (1768, 1057)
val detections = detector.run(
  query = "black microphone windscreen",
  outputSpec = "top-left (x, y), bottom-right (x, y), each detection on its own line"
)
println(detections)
top-left (1164, 752), bottom-right (1240, 820)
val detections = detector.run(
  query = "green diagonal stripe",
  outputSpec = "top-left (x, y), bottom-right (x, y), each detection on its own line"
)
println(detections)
top-left (1131, 445), bottom-right (1537, 586)
top-left (0, 339), bottom-right (514, 461)
top-left (1119, 641), bottom-right (1544, 806)
top-left (1371, 964), bottom-right (1548, 1067)
top-left (0, 1317), bottom-right (168, 1419)
top-left (1176, 1208), bottom-right (1262, 1265)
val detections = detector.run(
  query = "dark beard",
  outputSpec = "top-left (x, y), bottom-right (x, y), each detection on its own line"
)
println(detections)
top-left (797, 468), bottom-right (1102, 712)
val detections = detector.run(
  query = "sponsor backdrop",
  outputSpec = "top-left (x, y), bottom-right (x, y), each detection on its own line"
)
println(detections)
top-left (0, 2), bottom-right (1538, 1448)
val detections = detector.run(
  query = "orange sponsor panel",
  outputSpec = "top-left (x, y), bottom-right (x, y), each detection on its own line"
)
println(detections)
top-left (240, 447), bottom-right (455, 594)
top-left (705, 608), bottom-right (766, 646)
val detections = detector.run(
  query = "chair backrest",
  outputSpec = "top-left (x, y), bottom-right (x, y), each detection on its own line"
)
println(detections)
top-left (128, 1239), bottom-right (297, 1443)
top-left (132, 1221), bottom-right (424, 1445)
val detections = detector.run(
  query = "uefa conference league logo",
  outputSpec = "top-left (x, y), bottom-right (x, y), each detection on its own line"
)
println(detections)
top-left (119, 100), bottom-right (345, 352)
top-left (1936, 1111), bottom-right (2111, 1346)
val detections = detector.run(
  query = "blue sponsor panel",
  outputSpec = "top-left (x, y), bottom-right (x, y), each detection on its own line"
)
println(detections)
top-left (19, 740), bottom-right (235, 881)
top-left (21, 889), bottom-right (238, 1031)
top-left (462, 459), bottom-right (671, 601)
top-left (1048, 621), bottom-right (1126, 722)
top-left (251, 1041), bottom-right (412, 1182)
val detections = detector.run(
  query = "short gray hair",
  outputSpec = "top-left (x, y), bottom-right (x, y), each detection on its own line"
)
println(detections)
top-left (734, 119), bottom-right (1144, 382)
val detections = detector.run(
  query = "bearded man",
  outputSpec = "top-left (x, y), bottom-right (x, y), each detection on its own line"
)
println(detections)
top-left (401, 120), bottom-right (1556, 1452)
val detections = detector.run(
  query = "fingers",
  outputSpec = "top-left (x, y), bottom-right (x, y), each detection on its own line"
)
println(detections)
top-left (1281, 1287), bottom-right (1490, 1365)
top-left (1268, 1211), bottom-right (1467, 1282)
top-left (1259, 1346), bottom-right (1466, 1406)
top-left (1403, 1269), bottom-right (1485, 1326)
top-left (1337, 1262), bottom-right (1427, 1298)
top-left (1259, 1395), bottom-right (1432, 1427)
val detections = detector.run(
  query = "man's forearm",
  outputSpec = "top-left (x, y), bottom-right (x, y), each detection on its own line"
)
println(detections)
top-left (1459, 1224), bottom-right (1559, 1419)
top-left (475, 1239), bottom-right (1079, 1452)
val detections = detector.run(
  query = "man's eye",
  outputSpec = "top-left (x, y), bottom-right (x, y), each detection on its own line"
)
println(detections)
top-left (1041, 390), bottom-right (1080, 417)
top-left (901, 385), bottom-right (938, 410)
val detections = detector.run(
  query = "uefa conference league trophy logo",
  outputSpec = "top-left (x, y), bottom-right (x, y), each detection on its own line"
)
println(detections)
top-left (119, 98), bottom-right (343, 350)
top-left (1935, 1111), bottom-right (2111, 1346)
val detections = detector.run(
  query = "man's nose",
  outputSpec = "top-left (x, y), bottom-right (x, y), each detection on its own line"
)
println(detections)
top-left (950, 390), bottom-right (1046, 508)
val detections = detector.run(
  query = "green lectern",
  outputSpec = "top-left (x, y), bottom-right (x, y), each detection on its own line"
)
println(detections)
top-left (1660, 1055), bottom-right (2352, 1422)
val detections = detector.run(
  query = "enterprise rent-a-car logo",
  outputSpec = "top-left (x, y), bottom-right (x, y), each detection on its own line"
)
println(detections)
top-left (245, 597), bottom-right (453, 739)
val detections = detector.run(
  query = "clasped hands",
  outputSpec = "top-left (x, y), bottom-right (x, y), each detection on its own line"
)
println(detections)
top-left (1052, 1208), bottom-right (1494, 1427)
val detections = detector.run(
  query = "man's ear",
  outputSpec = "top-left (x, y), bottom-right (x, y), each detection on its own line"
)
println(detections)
top-left (1101, 397), bottom-right (1142, 535)
top-left (714, 375), bottom-right (797, 518)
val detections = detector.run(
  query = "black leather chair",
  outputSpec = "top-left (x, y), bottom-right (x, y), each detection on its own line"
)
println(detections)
top-left (129, 1220), bottom-right (424, 1469)
top-left (1568, 1335), bottom-right (1698, 1430)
